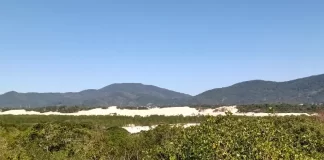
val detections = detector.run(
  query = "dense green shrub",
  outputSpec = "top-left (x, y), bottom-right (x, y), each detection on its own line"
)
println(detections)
top-left (237, 104), bottom-right (324, 113)
top-left (145, 116), bottom-right (324, 160)
top-left (0, 115), bottom-right (324, 159)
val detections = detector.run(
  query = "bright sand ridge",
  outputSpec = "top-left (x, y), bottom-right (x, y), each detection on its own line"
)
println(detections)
top-left (0, 106), bottom-right (316, 133)
top-left (0, 106), bottom-right (313, 117)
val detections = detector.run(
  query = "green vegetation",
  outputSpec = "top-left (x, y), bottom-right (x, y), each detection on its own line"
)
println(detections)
top-left (196, 74), bottom-right (324, 105)
top-left (3, 103), bottom-right (324, 114)
top-left (2, 74), bottom-right (324, 107)
top-left (1, 115), bottom-right (324, 159)
top-left (237, 104), bottom-right (324, 113)
top-left (0, 105), bottom-right (95, 113)
top-left (0, 83), bottom-right (192, 107)
top-left (0, 115), bottom-right (205, 128)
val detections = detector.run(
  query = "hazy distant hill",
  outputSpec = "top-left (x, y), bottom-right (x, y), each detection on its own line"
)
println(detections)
top-left (195, 74), bottom-right (324, 105)
top-left (0, 83), bottom-right (192, 107)
top-left (1, 74), bottom-right (324, 107)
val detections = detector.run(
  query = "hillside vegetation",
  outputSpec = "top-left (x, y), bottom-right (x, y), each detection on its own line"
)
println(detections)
top-left (0, 115), bottom-right (324, 159)
top-left (196, 74), bottom-right (324, 104)
top-left (0, 83), bottom-right (191, 107)
top-left (1, 74), bottom-right (324, 107)
top-left (236, 104), bottom-right (324, 113)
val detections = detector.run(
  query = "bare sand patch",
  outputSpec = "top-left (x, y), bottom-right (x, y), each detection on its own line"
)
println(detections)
top-left (0, 106), bottom-right (313, 117)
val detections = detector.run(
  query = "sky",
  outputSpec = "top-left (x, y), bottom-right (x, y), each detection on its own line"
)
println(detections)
top-left (0, 0), bottom-right (324, 95)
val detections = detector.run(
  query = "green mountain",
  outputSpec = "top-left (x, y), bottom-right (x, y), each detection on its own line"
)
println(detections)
top-left (195, 74), bottom-right (324, 104)
top-left (0, 83), bottom-right (191, 107)
top-left (1, 74), bottom-right (324, 107)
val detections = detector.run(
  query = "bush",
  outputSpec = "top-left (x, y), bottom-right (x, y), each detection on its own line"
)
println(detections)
top-left (145, 116), bottom-right (324, 160)
top-left (0, 115), bottom-right (324, 159)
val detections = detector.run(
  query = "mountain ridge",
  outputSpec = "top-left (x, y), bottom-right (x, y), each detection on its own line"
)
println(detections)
top-left (1, 74), bottom-right (324, 107)
top-left (196, 74), bottom-right (324, 104)
top-left (0, 83), bottom-right (192, 107)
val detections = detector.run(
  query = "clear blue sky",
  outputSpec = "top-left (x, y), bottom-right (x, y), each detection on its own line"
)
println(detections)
top-left (1, 0), bottom-right (323, 95)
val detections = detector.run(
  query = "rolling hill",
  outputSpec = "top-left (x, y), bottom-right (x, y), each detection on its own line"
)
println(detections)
top-left (0, 83), bottom-right (192, 107)
top-left (1, 74), bottom-right (324, 107)
top-left (195, 74), bottom-right (324, 105)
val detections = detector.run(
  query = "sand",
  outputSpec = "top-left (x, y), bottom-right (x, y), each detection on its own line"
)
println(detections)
top-left (0, 106), bottom-right (313, 117)
top-left (122, 123), bottom-right (200, 133)
top-left (0, 106), bottom-right (316, 134)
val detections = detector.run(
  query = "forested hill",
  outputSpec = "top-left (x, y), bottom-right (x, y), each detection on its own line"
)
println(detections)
top-left (0, 83), bottom-right (192, 107)
top-left (1, 74), bottom-right (324, 107)
top-left (195, 74), bottom-right (324, 105)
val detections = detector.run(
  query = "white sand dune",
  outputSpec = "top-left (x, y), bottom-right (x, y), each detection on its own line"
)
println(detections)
top-left (0, 106), bottom-right (316, 134)
top-left (122, 123), bottom-right (200, 133)
top-left (0, 106), bottom-right (314, 117)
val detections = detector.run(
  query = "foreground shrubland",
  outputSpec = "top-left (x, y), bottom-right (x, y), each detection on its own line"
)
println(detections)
top-left (0, 115), bottom-right (324, 159)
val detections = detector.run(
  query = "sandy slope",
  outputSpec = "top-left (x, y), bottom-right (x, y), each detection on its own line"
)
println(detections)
top-left (0, 106), bottom-right (315, 134)
top-left (0, 106), bottom-right (312, 116)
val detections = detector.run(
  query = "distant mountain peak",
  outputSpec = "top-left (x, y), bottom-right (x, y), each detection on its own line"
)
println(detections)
top-left (3, 91), bottom-right (19, 95)
top-left (196, 74), bottom-right (324, 105)
top-left (0, 83), bottom-right (191, 107)
top-left (1, 74), bottom-right (324, 107)
top-left (100, 83), bottom-right (144, 90)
